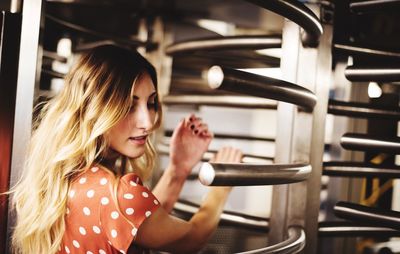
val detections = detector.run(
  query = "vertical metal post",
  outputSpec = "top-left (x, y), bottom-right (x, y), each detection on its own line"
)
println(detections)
top-left (0, 11), bottom-right (22, 254)
top-left (7, 0), bottom-right (43, 252)
top-left (269, 5), bottom-right (332, 254)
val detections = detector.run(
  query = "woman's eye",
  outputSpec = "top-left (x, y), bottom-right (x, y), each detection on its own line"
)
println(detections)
top-left (147, 102), bottom-right (157, 111)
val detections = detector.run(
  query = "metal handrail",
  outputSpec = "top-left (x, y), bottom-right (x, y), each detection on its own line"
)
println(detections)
top-left (318, 221), bottom-right (400, 237)
top-left (334, 201), bottom-right (400, 230)
top-left (323, 161), bottom-right (400, 178)
top-left (328, 99), bottom-right (400, 120)
top-left (207, 66), bottom-right (317, 111)
top-left (333, 43), bottom-right (400, 60)
top-left (173, 199), bottom-right (269, 232)
top-left (350, 0), bottom-right (400, 14)
top-left (199, 162), bottom-right (311, 186)
top-left (45, 14), bottom-right (151, 48)
top-left (162, 94), bottom-right (278, 109)
top-left (344, 65), bottom-right (400, 82)
top-left (245, 0), bottom-right (323, 47)
top-left (165, 35), bottom-right (281, 55)
top-left (237, 226), bottom-right (305, 254)
top-left (340, 133), bottom-right (400, 153)
top-left (41, 68), bottom-right (65, 79)
top-left (156, 142), bottom-right (273, 164)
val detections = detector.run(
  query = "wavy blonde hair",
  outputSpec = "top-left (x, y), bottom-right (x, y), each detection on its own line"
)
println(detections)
top-left (10, 45), bottom-right (162, 254)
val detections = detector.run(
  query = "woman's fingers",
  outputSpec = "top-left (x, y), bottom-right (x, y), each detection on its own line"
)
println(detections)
top-left (212, 147), bottom-right (242, 163)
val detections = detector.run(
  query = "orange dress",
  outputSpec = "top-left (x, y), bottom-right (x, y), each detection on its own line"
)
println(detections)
top-left (58, 166), bottom-right (160, 254)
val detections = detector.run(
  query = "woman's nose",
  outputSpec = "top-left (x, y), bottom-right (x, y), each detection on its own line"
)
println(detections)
top-left (135, 105), bottom-right (153, 130)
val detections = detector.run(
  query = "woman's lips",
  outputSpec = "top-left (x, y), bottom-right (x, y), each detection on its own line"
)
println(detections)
top-left (128, 135), bottom-right (147, 145)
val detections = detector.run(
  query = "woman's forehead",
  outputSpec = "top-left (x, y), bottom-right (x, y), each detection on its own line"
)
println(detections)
top-left (131, 73), bottom-right (156, 98)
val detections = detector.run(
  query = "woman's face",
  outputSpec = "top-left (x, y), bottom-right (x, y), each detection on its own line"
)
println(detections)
top-left (105, 72), bottom-right (157, 159)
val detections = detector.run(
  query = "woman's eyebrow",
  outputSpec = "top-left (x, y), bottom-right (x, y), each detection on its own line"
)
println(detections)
top-left (133, 91), bottom-right (157, 100)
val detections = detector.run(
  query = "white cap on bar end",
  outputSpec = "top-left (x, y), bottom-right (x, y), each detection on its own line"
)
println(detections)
top-left (199, 162), bottom-right (215, 186)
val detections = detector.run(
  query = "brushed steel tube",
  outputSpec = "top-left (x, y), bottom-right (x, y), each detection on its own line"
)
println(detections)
top-left (173, 200), bottom-right (269, 232)
top-left (328, 99), bottom-right (400, 120)
top-left (344, 66), bottom-right (400, 82)
top-left (350, 0), bottom-right (400, 13)
top-left (341, 133), bottom-right (400, 153)
top-left (41, 68), bottom-right (65, 79)
top-left (334, 201), bottom-right (400, 230)
top-left (199, 163), bottom-right (311, 186)
top-left (237, 226), bottom-right (305, 254)
top-left (166, 35), bottom-right (281, 55)
top-left (323, 161), bottom-right (400, 178)
top-left (245, 0), bottom-right (323, 47)
top-left (207, 66), bottom-right (317, 111)
top-left (45, 14), bottom-right (150, 48)
top-left (318, 221), bottom-right (400, 237)
top-left (334, 43), bottom-right (400, 60)
top-left (162, 94), bottom-right (277, 109)
top-left (156, 142), bottom-right (273, 163)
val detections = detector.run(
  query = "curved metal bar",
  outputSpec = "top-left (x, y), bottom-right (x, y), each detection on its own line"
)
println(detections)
top-left (41, 68), bottom-right (65, 79)
top-left (318, 221), bottom-right (400, 237)
top-left (323, 161), bottom-right (400, 178)
top-left (237, 226), bottom-right (305, 254)
top-left (341, 133), bottom-right (400, 153)
top-left (350, 0), bottom-right (400, 14)
top-left (162, 94), bottom-right (278, 109)
top-left (164, 130), bottom-right (275, 143)
top-left (207, 66), bottom-right (317, 111)
top-left (199, 162), bottom-right (311, 186)
top-left (245, 0), bottom-right (323, 47)
top-left (45, 14), bottom-right (151, 48)
top-left (333, 43), bottom-right (400, 60)
top-left (156, 142), bottom-right (273, 163)
top-left (173, 199), bottom-right (269, 232)
top-left (334, 201), bottom-right (400, 230)
top-left (328, 99), bottom-right (400, 120)
top-left (344, 66), bottom-right (400, 82)
top-left (43, 50), bottom-right (68, 63)
top-left (166, 35), bottom-right (281, 55)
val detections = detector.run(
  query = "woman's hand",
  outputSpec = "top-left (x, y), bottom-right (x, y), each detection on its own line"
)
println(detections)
top-left (169, 113), bottom-right (213, 178)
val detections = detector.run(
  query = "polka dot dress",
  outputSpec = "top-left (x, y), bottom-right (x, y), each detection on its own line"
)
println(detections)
top-left (59, 166), bottom-right (160, 254)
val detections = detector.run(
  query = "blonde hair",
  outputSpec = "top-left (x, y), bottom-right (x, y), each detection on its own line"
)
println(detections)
top-left (10, 45), bottom-right (162, 254)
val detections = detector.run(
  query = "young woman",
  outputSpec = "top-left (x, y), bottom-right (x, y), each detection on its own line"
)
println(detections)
top-left (11, 45), bottom-right (242, 254)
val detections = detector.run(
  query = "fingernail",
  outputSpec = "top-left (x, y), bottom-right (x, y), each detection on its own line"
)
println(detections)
top-left (194, 130), bottom-right (199, 134)
top-left (189, 117), bottom-right (194, 122)
top-left (190, 124), bottom-right (194, 129)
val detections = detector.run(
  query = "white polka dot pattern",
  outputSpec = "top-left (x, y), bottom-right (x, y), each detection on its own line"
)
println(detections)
top-left (101, 197), bottom-right (109, 205)
top-left (93, 226), bottom-right (101, 234)
top-left (83, 207), bottom-right (91, 216)
top-left (123, 193), bottom-right (134, 199)
top-left (87, 190), bottom-right (95, 198)
top-left (62, 168), bottom-right (160, 253)
top-left (72, 240), bottom-right (80, 248)
top-left (79, 227), bottom-right (86, 235)
top-left (100, 178), bottom-right (108, 185)
top-left (111, 211), bottom-right (119, 219)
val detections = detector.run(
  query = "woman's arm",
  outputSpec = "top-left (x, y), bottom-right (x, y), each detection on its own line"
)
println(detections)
top-left (153, 114), bottom-right (213, 213)
top-left (136, 147), bottom-right (242, 253)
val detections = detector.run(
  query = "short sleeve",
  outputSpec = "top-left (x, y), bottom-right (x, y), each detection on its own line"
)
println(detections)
top-left (100, 173), bottom-right (160, 253)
